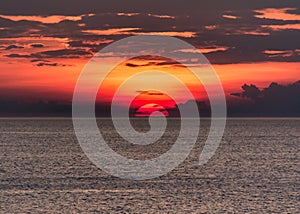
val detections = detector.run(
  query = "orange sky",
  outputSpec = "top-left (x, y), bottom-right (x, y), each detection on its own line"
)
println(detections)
top-left (1, 57), bottom-right (299, 105)
top-left (0, 5), bottom-right (299, 110)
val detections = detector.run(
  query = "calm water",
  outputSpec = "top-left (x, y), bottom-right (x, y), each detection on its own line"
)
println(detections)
top-left (0, 118), bottom-right (299, 213)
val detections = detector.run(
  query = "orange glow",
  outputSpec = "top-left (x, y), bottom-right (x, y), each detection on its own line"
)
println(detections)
top-left (82, 28), bottom-right (141, 36)
top-left (96, 57), bottom-right (205, 106)
top-left (0, 15), bottom-right (87, 24)
top-left (177, 46), bottom-right (229, 54)
top-left (204, 25), bottom-right (218, 30)
top-left (254, 8), bottom-right (300, 21)
top-left (147, 14), bottom-right (176, 19)
top-left (1, 49), bottom-right (299, 105)
top-left (0, 58), bottom-right (86, 101)
top-left (222, 14), bottom-right (240, 19)
top-left (0, 37), bottom-right (70, 53)
top-left (135, 103), bottom-right (169, 117)
top-left (262, 23), bottom-right (300, 31)
top-left (226, 30), bottom-right (270, 36)
top-left (136, 31), bottom-right (196, 38)
top-left (213, 62), bottom-right (300, 95)
top-left (131, 91), bottom-right (177, 108)
top-left (131, 91), bottom-right (176, 116)
top-left (0, 5), bottom-right (299, 115)
top-left (82, 29), bottom-right (196, 38)
top-left (117, 12), bottom-right (140, 17)
top-left (263, 50), bottom-right (294, 57)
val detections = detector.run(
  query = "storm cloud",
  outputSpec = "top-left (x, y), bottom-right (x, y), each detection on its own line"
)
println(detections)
top-left (230, 80), bottom-right (300, 116)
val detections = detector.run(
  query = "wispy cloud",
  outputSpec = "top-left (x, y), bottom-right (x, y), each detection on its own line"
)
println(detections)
top-left (36, 62), bottom-right (68, 67)
top-left (5, 48), bottom-right (92, 59)
top-left (204, 25), bottom-right (217, 30)
top-left (117, 12), bottom-right (140, 17)
top-left (225, 29), bottom-right (270, 36)
top-left (135, 31), bottom-right (196, 38)
top-left (222, 14), bottom-right (240, 20)
top-left (261, 23), bottom-right (300, 31)
top-left (254, 8), bottom-right (300, 21)
top-left (30, 43), bottom-right (44, 48)
top-left (82, 28), bottom-right (141, 35)
top-left (176, 46), bottom-right (230, 54)
top-left (263, 50), bottom-right (295, 57)
top-left (82, 28), bottom-right (196, 38)
top-left (0, 14), bottom-right (91, 24)
top-left (5, 44), bottom-right (24, 50)
top-left (147, 14), bottom-right (175, 19)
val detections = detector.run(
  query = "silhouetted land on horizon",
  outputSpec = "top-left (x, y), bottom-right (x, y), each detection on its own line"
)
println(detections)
top-left (1, 80), bottom-right (299, 117)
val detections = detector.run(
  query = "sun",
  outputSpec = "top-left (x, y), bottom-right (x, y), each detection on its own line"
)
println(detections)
top-left (95, 56), bottom-right (205, 117)
top-left (134, 103), bottom-right (169, 117)
top-left (129, 90), bottom-right (177, 117)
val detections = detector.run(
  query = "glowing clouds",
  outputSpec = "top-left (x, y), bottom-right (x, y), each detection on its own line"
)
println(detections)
top-left (254, 8), bottom-right (300, 21)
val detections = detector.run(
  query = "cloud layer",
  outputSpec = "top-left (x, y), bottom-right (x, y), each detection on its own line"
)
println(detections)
top-left (0, 0), bottom-right (299, 66)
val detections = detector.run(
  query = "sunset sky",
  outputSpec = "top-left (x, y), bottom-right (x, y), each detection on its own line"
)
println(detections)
top-left (0, 0), bottom-right (299, 115)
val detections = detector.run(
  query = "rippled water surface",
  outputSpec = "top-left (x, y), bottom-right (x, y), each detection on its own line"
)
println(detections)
top-left (0, 118), bottom-right (299, 213)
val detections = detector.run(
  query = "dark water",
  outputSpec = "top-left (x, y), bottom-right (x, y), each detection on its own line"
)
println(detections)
top-left (0, 118), bottom-right (299, 213)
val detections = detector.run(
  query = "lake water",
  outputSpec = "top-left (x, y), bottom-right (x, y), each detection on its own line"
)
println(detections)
top-left (0, 118), bottom-right (299, 213)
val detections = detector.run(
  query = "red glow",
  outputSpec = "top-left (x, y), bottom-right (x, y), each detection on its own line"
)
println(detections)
top-left (135, 103), bottom-right (169, 117)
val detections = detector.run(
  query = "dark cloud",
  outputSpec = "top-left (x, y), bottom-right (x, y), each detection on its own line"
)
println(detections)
top-left (35, 61), bottom-right (68, 66)
top-left (126, 62), bottom-right (142, 67)
top-left (176, 80), bottom-right (300, 117)
top-left (230, 80), bottom-right (300, 116)
top-left (31, 59), bottom-right (69, 66)
top-left (30, 43), bottom-right (44, 48)
top-left (5, 53), bottom-right (31, 58)
top-left (126, 61), bottom-right (182, 68)
top-left (125, 55), bottom-right (183, 67)
top-left (36, 62), bottom-right (58, 67)
top-left (37, 49), bottom-right (92, 58)
top-left (177, 100), bottom-right (211, 117)
top-left (30, 59), bottom-right (49, 62)
top-left (0, 0), bottom-right (299, 64)
top-left (0, 0), bottom-right (298, 16)
top-left (5, 48), bottom-right (92, 59)
top-left (5, 44), bottom-right (24, 50)
top-left (68, 40), bottom-right (94, 48)
top-left (235, 84), bottom-right (261, 99)
top-left (155, 61), bottom-right (182, 66)
top-left (67, 40), bottom-right (112, 53)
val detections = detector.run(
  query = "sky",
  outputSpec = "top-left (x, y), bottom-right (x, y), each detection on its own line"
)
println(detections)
top-left (0, 0), bottom-right (299, 116)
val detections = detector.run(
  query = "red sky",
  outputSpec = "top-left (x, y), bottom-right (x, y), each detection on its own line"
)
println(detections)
top-left (0, 1), bottom-right (299, 114)
top-left (1, 56), bottom-right (299, 108)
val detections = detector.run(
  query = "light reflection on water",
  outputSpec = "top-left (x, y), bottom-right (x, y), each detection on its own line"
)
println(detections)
top-left (0, 118), bottom-right (299, 213)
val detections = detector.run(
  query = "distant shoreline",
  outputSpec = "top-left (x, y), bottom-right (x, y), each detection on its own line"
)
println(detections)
top-left (0, 116), bottom-right (300, 119)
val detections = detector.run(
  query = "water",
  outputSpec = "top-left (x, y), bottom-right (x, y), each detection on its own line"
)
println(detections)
top-left (0, 118), bottom-right (299, 213)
